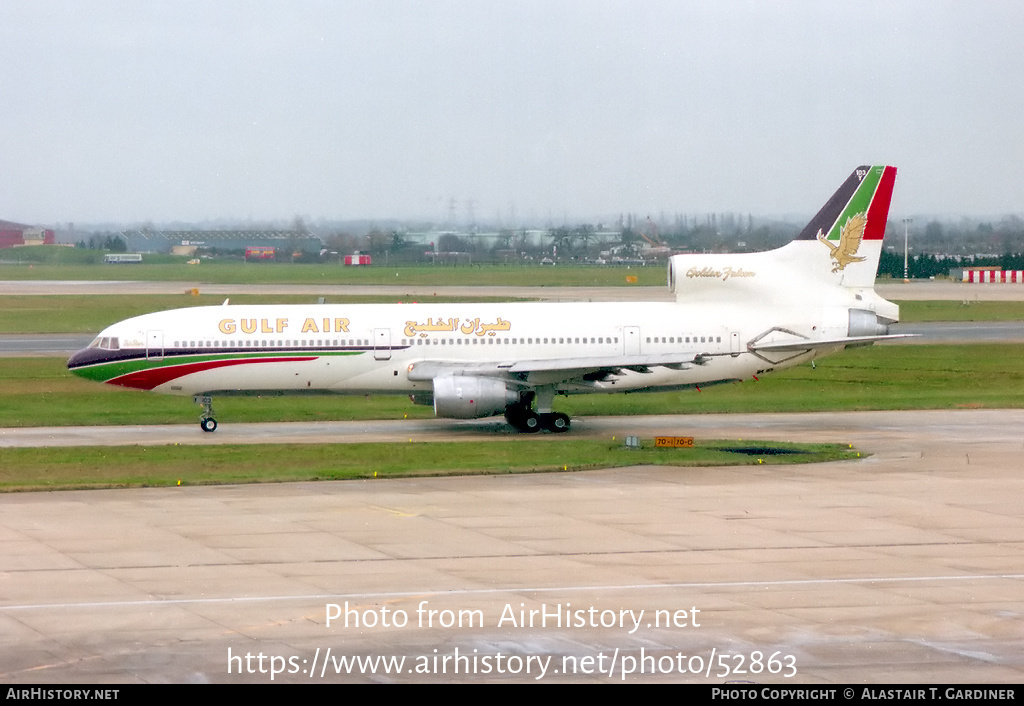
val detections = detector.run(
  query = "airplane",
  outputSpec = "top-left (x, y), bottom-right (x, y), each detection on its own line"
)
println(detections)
top-left (68, 165), bottom-right (904, 433)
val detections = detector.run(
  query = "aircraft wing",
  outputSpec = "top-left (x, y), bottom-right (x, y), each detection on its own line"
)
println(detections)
top-left (407, 351), bottom-right (703, 385)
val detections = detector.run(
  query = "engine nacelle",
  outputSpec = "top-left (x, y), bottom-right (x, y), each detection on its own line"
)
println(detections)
top-left (432, 376), bottom-right (518, 419)
top-left (848, 308), bottom-right (890, 337)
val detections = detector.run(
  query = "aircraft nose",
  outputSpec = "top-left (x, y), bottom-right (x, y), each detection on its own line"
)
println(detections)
top-left (67, 348), bottom-right (90, 375)
top-left (67, 345), bottom-right (109, 379)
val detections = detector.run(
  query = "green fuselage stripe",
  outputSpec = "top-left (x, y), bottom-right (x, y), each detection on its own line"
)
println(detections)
top-left (72, 350), bottom-right (364, 384)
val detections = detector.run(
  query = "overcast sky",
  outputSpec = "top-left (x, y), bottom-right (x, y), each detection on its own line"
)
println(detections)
top-left (1, 1), bottom-right (1021, 225)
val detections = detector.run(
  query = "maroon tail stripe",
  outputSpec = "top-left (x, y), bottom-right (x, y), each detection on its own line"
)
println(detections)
top-left (864, 166), bottom-right (897, 241)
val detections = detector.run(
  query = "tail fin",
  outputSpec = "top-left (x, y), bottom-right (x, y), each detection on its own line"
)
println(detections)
top-left (795, 165), bottom-right (897, 288)
top-left (667, 165), bottom-right (897, 303)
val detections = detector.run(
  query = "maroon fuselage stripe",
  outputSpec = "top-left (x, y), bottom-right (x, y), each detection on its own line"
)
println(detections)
top-left (108, 356), bottom-right (318, 390)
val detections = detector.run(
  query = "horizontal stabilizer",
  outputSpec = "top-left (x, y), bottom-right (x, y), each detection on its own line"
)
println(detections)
top-left (749, 334), bottom-right (917, 352)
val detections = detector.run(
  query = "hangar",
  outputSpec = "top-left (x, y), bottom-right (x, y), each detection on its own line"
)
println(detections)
top-left (0, 219), bottom-right (55, 248)
top-left (120, 228), bottom-right (322, 256)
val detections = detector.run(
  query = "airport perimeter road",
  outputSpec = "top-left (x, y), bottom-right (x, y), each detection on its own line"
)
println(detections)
top-left (1, 409), bottom-right (1022, 683)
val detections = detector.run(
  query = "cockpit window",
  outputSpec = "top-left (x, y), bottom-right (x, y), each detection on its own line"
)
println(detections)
top-left (89, 337), bottom-right (120, 350)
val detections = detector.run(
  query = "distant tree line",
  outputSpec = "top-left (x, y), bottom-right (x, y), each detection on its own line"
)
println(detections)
top-left (75, 234), bottom-right (127, 252)
top-left (878, 250), bottom-right (1024, 279)
top-left (902, 216), bottom-right (1024, 256)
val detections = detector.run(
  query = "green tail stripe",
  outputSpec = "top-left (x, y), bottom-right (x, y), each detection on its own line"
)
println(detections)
top-left (826, 167), bottom-right (883, 241)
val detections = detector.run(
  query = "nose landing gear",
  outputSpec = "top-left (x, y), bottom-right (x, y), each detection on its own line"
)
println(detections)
top-left (195, 395), bottom-right (218, 433)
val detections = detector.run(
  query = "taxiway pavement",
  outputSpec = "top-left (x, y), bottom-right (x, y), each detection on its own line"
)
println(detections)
top-left (1, 410), bottom-right (1022, 683)
top-left (3, 277), bottom-right (1023, 682)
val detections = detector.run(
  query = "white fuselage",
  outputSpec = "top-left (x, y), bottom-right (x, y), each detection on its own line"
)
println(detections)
top-left (89, 297), bottom-right (833, 398)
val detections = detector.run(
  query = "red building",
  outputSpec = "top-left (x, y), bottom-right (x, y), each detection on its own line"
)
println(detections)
top-left (0, 220), bottom-right (55, 248)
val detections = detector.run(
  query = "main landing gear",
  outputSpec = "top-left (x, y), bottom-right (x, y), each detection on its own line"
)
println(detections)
top-left (503, 391), bottom-right (570, 433)
top-left (196, 395), bottom-right (218, 433)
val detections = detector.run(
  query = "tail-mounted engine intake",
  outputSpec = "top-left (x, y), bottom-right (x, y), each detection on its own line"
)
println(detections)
top-left (848, 308), bottom-right (891, 338)
top-left (432, 376), bottom-right (518, 419)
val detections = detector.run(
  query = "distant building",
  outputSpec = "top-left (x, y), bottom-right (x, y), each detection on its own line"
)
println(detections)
top-left (121, 229), bottom-right (322, 254)
top-left (0, 220), bottom-right (55, 249)
top-left (952, 266), bottom-right (1024, 283)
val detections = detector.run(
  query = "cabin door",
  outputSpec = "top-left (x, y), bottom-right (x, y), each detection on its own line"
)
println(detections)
top-left (623, 326), bottom-right (641, 355)
top-left (146, 330), bottom-right (164, 360)
top-left (374, 328), bottom-right (391, 361)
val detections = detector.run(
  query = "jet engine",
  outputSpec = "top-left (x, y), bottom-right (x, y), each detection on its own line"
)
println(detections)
top-left (847, 308), bottom-right (892, 337)
top-left (432, 376), bottom-right (518, 419)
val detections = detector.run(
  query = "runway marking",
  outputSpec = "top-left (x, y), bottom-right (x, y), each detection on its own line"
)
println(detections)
top-left (3, 573), bottom-right (1022, 612)
top-left (368, 504), bottom-right (418, 517)
top-left (3, 539), bottom-right (1007, 572)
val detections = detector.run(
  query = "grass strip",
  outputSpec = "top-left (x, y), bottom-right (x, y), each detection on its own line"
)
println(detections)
top-left (896, 300), bottom-right (1024, 322)
top-left (0, 262), bottom-right (666, 287)
top-left (0, 439), bottom-right (863, 492)
top-left (1, 344), bottom-right (1022, 428)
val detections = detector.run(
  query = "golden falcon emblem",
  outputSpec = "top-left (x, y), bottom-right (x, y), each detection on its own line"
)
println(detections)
top-left (817, 212), bottom-right (867, 273)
